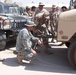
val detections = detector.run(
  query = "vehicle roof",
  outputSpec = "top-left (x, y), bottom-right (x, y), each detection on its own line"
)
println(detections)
top-left (11, 3), bottom-right (19, 7)
top-left (0, 2), bottom-right (19, 7)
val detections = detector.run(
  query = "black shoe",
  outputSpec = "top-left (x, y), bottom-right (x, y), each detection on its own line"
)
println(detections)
top-left (47, 45), bottom-right (51, 48)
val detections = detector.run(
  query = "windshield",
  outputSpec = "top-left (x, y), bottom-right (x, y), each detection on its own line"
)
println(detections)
top-left (13, 6), bottom-right (20, 14)
top-left (0, 5), bottom-right (3, 13)
top-left (4, 5), bottom-right (20, 14)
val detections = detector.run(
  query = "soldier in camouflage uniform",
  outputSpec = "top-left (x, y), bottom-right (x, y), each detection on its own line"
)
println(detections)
top-left (34, 2), bottom-right (52, 54)
top-left (23, 6), bottom-right (32, 17)
top-left (16, 21), bottom-right (42, 64)
top-left (30, 6), bottom-right (36, 18)
top-left (50, 5), bottom-right (59, 39)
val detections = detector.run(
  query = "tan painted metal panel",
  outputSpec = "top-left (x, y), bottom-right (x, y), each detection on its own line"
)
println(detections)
top-left (57, 9), bottom-right (76, 41)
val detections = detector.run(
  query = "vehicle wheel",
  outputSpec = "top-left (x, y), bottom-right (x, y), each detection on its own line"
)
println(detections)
top-left (0, 32), bottom-right (6, 51)
top-left (65, 42), bottom-right (70, 47)
top-left (68, 41), bottom-right (76, 69)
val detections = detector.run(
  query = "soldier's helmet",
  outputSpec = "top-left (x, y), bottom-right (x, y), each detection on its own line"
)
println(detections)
top-left (25, 21), bottom-right (36, 27)
top-left (26, 6), bottom-right (30, 10)
top-left (39, 2), bottom-right (45, 6)
top-left (52, 5), bottom-right (57, 8)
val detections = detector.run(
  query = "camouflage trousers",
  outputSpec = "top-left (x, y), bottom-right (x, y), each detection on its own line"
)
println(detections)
top-left (17, 41), bottom-right (37, 61)
top-left (34, 25), bottom-right (49, 47)
top-left (17, 50), bottom-right (34, 61)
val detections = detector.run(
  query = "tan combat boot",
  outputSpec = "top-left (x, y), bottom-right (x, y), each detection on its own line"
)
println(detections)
top-left (17, 52), bottom-right (24, 64)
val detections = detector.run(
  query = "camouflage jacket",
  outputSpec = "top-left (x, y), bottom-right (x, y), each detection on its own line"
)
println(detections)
top-left (16, 28), bottom-right (39, 52)
top-left (34, 8), bottom-right (50, 25)
top-left (50, 11), bottom-right (58, 22)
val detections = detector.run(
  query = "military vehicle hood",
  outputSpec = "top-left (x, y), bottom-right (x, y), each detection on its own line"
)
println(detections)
top-left (0, 13), bottom-right (26, 20)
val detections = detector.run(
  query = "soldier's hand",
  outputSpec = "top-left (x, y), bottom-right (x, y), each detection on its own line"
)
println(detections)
top-left (32, 50), bottom-right (37, 55)
top-left (38, 40), bottom-right (42, 46)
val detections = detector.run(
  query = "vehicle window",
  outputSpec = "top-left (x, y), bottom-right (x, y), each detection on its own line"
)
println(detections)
top-left (4, 5), bottom-right (20, 14)
top-left (13, 6), bottom-right (20, 14)
top-left (4, 5), bottom-right (10, 13)
top-left (9, 7), bottom-right (14, 13)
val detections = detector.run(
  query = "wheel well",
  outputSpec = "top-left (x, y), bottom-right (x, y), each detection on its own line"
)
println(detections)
top-left (69, 33), bottom-right (76, 41)
top-left (66, 33), bottom-right (76, 47)
top-left (5, 30), bottom-right (15, 38)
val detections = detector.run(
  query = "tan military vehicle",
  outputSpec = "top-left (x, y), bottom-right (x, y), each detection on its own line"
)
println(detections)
top-left (34, 8), bottom-right (76, 69)
top-left (56, 9), bottom-right (76, 69)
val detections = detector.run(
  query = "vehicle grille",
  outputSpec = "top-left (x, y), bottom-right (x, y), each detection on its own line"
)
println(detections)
top-left (11, 21), bottom-right (26, 29)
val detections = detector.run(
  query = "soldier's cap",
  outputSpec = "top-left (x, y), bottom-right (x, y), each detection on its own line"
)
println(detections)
top-left (52, 5), bottom-right (56, 8)
top-left (39, 2), bottom-right (45, 6)
top-left (25, 21), bottom-right (36, 27)
top-left (26, 6), bottom-right (30, 9)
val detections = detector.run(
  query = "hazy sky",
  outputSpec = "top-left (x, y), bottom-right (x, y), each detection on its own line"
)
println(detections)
top-left (1, 0), bottom-right (70, 7)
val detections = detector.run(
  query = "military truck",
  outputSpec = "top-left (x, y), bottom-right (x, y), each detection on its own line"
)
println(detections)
top-left (0, 2), bottom-right (33, 50)
top-left (51, 9), bottom-right (75, 69)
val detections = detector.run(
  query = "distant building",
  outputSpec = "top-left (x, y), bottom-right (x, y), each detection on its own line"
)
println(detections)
top-left (4, 0), bottom-right (12, 4)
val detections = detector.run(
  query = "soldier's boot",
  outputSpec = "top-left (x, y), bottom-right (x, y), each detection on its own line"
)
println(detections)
top-left (44, 47), bottom-right (53, 55)
top-left (43, 38), bottom-right (50, 54)
top-left (35, 46), bottom-right (40, 53)
top-left (35, 49), bottom-right (40, 53)
top-left (44, 43), bottom-right (53, 55)
top-left (44, 46), bottom-right (52, 54)
top-left (17, 52), bottom-right (24, 64)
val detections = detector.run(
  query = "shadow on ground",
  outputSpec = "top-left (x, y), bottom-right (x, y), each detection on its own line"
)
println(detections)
top-left (24, 47), bottom-right (76, 73)
top-left (1, 40), bottom-right (76, 74)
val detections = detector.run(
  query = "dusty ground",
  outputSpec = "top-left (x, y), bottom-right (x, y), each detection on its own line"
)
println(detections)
top-left (0, 41), bottom-right (76, 75)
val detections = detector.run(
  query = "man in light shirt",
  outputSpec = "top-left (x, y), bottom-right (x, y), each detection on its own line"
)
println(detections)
top-left (34, 2), bottom-right (52, 54)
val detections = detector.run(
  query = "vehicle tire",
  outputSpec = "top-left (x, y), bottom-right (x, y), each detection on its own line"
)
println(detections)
top-left (0, 32), bottom-right (6, 51)
top-left (65, 42), bottom-right (70, 47)
top-left (68, 41), bottom-right (76, 69)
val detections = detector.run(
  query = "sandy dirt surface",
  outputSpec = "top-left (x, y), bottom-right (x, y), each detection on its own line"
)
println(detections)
top-left (0, 41), bottom-right (76, 75)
